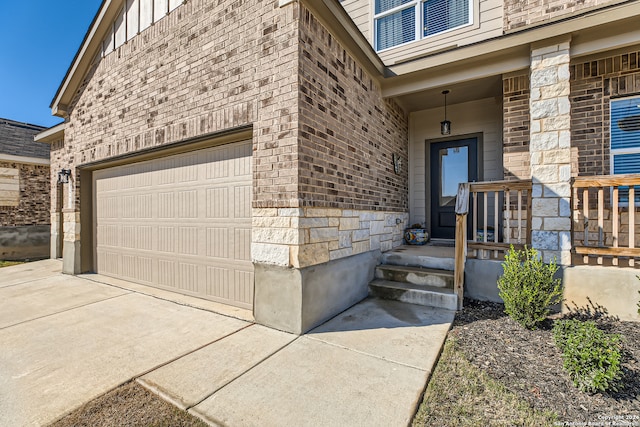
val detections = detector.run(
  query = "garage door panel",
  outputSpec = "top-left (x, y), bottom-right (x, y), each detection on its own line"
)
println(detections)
top-left (94, 141), bottom-right (253, 309)
top-left (234, 185), bottom-right (252, 218)
top-left (235, 228), bottom-right (251, 261)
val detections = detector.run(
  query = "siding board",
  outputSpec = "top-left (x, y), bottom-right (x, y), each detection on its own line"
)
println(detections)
top-left (341, 0), bottom-right (503, 64)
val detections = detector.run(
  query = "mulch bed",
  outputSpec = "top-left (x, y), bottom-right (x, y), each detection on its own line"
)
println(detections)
top-left (451, 299), bottom-right (640, 423)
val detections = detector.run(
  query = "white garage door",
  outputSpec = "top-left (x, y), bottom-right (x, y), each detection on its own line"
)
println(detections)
top-left (93, 141), bottom-right (253, 309)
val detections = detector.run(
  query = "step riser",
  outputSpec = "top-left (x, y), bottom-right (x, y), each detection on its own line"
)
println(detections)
top-left (381, 253), bottom-right (455, 271)
top-left (369, 285), bottom-right (458, 311)
top-left (375, 268), bottom-right (453, 288)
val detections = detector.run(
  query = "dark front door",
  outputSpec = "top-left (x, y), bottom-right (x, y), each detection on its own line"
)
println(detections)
top-left (430, 138), bottom-right (478, 239)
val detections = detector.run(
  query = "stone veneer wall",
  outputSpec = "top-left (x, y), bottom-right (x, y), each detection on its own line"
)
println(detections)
top-left (504, 0), bottom-right (625, 32)
top-left (0, 161), bottom-right (50, 227)
top-left (253, 207), bottom-right (408, 268)
top-left (529, 39), bottom-right (572, 265)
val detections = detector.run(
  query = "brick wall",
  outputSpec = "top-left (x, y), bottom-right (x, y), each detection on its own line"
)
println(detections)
top-left (55, 0), bottom-right (409, 213)
top-left (569, 49), bottom-right (640, 177)
top-left (504, 0), bottom-right (624, 32)
top-left (252, 4), bottom-right (410, 268)
top-left (0, 161), bottom-right (50, 227)
top-left (297, 5), bottom-right (408, 211)
top-left (503, 73), bottom-right (531, 180)
top-left (55, 0), bottom-right (410, 269)
top-left (54, 0), bottom-right (300, 210)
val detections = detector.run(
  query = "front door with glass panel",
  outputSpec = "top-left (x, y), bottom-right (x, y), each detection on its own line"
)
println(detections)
top-left (430, 138), bottom-right (478, 239)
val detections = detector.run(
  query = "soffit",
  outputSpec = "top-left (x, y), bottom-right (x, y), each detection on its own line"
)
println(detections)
top-left (397, 76), bottom-right (503, 113)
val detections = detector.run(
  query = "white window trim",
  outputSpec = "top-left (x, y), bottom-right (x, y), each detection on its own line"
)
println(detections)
top-left (374, 0), bottom-right (473, 52)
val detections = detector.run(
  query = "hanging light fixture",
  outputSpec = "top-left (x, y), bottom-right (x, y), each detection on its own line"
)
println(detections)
top-left (441, 90), bottom-right (451, 135)
top-left (57, 169), bottom-right (71, 184)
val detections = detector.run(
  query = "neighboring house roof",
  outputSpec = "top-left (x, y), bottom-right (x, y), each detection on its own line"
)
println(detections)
top-left (0, 118), bottom-right (50, 159)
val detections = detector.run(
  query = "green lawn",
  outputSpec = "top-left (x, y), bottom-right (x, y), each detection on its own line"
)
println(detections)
top-left (413, 338), bottom-right (557, 427)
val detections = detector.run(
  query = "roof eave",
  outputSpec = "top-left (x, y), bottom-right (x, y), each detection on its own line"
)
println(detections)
top-left (50, 0), bottom-right (119, 118)
top-left (34, 122), bottom-right (66, 144)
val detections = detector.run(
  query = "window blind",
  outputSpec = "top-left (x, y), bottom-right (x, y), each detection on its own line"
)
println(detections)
top-left (376, 7), bottom-right (416, 51)
top-left (610, 96), bottom-right (640, 203)
top-left (376, 0), bottom-right (414, 14)
top-left (611, 97), bottom-right (640, 151)
top-left (423, 0), bottom-right (469, 36)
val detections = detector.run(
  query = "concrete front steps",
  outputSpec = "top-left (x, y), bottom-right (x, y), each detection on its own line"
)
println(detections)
top-left (369, 245), bottom-right (457, 311)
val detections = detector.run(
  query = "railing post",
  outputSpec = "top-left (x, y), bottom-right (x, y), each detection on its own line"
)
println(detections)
top-left (454, 183), bottom-right (470, 311)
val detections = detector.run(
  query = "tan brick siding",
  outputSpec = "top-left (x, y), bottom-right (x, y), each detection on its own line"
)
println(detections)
top-left (0, 162), bottom-right (50, 227)
top-left (503, 74), bottom-right (531, 180)
top-left (569, 49), bottom-right (640, 177)
top-left (54, 0), bottom-right (300, 210)
top-left (504, 0), bottom-right (625, 32)
top-left (55, 0), bottom-right (409, 215)
top-left (297, 5), bottom-right (409, 211)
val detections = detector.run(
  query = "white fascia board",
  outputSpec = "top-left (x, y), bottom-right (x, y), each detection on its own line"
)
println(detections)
top-left (34, 123), bottom-right (66, 144)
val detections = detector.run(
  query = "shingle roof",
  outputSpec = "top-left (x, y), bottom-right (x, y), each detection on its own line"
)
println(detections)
top-left (0, 118), bottom-right (50, 159)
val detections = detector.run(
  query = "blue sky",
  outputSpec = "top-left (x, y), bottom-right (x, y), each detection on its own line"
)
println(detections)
top-left (0, 1), bottom-right (102, 128)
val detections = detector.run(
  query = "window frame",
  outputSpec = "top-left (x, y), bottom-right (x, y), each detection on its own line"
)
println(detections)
top-left (373, 0), bottom-right (473, 52)
top-left (609, 94), bottom-right (640, 206)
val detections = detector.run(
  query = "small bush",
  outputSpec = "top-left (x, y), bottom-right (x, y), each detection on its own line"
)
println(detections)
top-left (497, 246), bottom-right (562, 329)
top-left (553, 319), bottom-right (622, 393)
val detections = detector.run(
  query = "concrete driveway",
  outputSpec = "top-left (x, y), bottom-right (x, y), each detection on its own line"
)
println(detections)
top-left (0, 260), bottom-right (454, 426)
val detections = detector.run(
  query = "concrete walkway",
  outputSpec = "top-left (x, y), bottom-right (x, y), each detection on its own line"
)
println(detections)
top-left (0, 260), bottom-right (454, 427)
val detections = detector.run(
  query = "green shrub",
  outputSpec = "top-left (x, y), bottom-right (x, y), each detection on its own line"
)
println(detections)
top-left (497, 246), bottom-right (562, 329)
top-left (553, 319), bottom-right (622, 393)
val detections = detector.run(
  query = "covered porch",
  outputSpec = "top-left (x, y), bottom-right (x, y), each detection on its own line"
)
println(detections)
top-left (448, 175), bottom-right (640, 320)
top-left (385, 43), bottom-right (640, 320)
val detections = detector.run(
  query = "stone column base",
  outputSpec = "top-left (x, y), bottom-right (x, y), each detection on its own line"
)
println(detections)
top-left (62, 240), bottom-right (82, 275)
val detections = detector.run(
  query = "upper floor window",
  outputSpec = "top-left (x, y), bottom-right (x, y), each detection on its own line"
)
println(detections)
top-left (375, 0), bottom-right (471, 51)
top-left (610, 95), bottom-right (640, 203)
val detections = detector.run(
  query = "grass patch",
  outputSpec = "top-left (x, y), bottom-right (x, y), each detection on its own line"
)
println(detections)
top-left (0, 261), bottom-right (23, 268)
top-left (413, 337), bottom-right (557, 427)
top-left (51, 381), bottom-right (208, 427)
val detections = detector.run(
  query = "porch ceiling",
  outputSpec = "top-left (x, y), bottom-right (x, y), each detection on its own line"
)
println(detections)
top-left (395, 75), bottom-right (503, 113)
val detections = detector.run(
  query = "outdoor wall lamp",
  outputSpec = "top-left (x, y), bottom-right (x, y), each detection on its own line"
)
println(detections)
top-left (440, 90), bottom-right (451, 135)
top-left (57, 169), bottom-right (71, 184)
